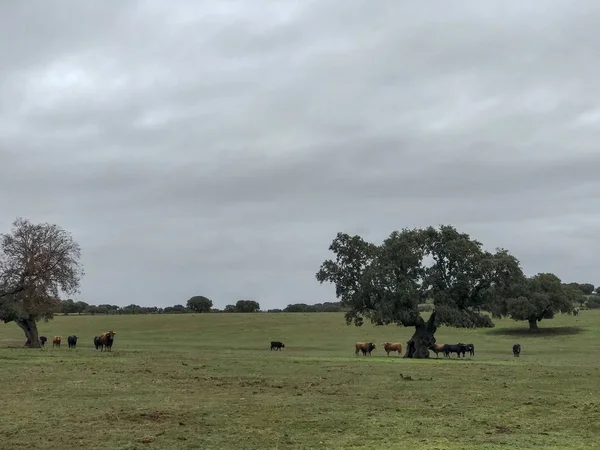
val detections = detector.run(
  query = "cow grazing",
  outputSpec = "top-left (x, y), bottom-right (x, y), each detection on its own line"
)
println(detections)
top-left (67, 335), bottom-right (78, 349)
top-left (52, 336), bottom-right (62, 348)
top-left (465, 343), bottom-right (475, 357)
top-left (513, 343), bottom-right (521, 357)
top-left (429, 343), bottom-right (445, 358)
top-left (39, 336), bottom-right (47, 348)
top-left (355, 342), bottom-right (376, 356)
top-left (443, 343), bottom-right (467, 358)
top-left (573, 308), bottom-right (579, 316)
top-left (97, 331), bottom-right (116, 352)
top-left (270, 341), bottom-right (285, 351)
top-left (382, 342), bottom-right (402, 357)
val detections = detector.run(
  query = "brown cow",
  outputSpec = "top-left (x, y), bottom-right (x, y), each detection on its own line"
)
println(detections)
top-left (355, 342), bottom-right (376, 356)
top-left (382, 342), bottom-right (402, 357)
top-left (429, 343), bottom-right (445, 358)
top-left (52, 336), bottom-right (62, 348)
top-left (98, 331), bottom-right (116, 352)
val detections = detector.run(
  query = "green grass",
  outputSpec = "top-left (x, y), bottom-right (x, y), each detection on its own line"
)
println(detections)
top-left (1, 311), bottom-right (599, 449)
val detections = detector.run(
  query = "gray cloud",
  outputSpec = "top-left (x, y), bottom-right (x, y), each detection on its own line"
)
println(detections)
top-left (1, 1), bottom-right (600, 308)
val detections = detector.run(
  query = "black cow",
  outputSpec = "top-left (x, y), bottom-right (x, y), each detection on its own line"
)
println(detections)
top-left (67, 335), bottom-right (78, 349)
top-left (513, 343), bottom-right (521, 357)
top-left (93, 336), bottom-right (101, 350)
top-left (465, 343), bottom-right (475, 357)
top-left (270, 341), bottom-right (285, 351)
top-left (443, 343), bottom-right (467, 358)
top-left (39, 336), bottom-right (47, 347)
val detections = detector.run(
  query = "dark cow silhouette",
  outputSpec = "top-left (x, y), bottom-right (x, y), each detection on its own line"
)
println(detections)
top-left (444, 343), bottom-right (467, 358)
top-left (96, 331), bottom-right (116, 352)
top-left (67, 335), bottom-right (78, 349)
top-left (465, 343), bottom-right (475, 356)
top-left (270, 341), bottom-right (285, 351)
top-left (355, 342), bottom-right (376, 356)
top-left (93, 336), bottom-right (101, 350)
top-left (513, 343), bottom-right (521, 357)
top-left (39, 336), bottom-right (47, 347)
top-left (573, 308), bottom-right (579, 316)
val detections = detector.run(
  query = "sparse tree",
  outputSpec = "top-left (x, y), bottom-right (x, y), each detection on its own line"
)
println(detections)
top-left (59, 298), bottom-right (77, 314)
top-left (74, 301), bottom-right (88, 315)
top-left (235, 300), bottom-right (260, 313)
top-left (187, 295), bottom-right (213, 313)
top-left (578, 283), bottom-right (595, 296)
top-left (0, 218), bottom-right (83, 348)
top-left (489, 273), bottom-right (575, 330)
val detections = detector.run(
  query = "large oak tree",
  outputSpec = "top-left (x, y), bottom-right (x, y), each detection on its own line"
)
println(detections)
top-left (0, 218), bottom-right (83, 347)
top-left (316, 225), bottom-right (573, 358)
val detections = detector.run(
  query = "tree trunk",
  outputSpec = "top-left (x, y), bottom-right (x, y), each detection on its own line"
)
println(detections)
top-left (16, 317), bottom-right (41, 348)
top-left (404, 311), bottom-right (437, 358)
top-left (528, 318), bottom-right (539, 330)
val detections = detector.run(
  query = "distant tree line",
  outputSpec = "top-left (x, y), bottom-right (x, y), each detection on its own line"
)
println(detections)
top-left (54, 298), bottom-right (264, 315)
top-left (54, 297), bottom-right (349, 315)
top-left (267, 302), bottom-right (347, 313)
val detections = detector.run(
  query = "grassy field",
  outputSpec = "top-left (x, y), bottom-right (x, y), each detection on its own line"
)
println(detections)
top-left (0, 311), bottom-right (599, 450)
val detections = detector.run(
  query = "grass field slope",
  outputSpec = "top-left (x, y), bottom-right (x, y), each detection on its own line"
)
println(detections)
top-left (1, 311), bottom-right (599, 449)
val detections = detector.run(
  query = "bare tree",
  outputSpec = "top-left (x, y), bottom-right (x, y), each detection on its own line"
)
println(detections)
top-left (0, 218), bottom-right (84, 348)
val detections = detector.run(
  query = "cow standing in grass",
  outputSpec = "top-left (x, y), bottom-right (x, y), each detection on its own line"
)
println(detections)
top-left (355, 342), bottom-right (376, 356)
top-left (573, 308), bottom-right (579, 316)
top-left (513, 344), bottom-right (521, 357)
top-left (52, 336), bottom-right (61, 348)
top-left (429, 343), bottom-right (445, 358)
top-left (465, 343), bottom-right (475, 356)
top-left (39, 336), bottom-right (47, 348)
top-left (96, 331), bottom-right (116, 352)
top-left (443, 343), bottom-right (467, 358)
top-left (382, 342), bottom-right (402, 357)
top-left (270, 341), bottom-right (285, 351)
top-left (67, 335), bottom-right (78, 349)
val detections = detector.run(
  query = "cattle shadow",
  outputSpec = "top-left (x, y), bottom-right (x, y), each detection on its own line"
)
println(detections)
top-left (487, 326), bottom-right (584, 337)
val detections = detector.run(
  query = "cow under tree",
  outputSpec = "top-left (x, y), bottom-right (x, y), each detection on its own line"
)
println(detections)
top-left (355, 342), bottom-right (376, 356)
top-left (444, 343), bottom-right (467, 358)
top-left (383, 342), bottom-right (402, 356)
top-left (465, 343), bottom-right (475, 356)
top-left (315, 226), bottom-right (530, 358)
top-left (429, 343), bottom-right (445, 358)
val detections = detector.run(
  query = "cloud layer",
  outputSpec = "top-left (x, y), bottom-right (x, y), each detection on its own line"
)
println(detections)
top-left (1, 1), bottom-right (599, 308)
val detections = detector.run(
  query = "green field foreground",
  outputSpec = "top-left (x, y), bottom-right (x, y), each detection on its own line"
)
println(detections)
top-left (1, 311), bottom-right (599, 450)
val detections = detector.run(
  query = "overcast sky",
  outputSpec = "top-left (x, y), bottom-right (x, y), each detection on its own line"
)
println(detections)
top-left (1, 2), bottom-right (599, 309)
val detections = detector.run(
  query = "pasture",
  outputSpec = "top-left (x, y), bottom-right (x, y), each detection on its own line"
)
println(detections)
top-left (1, 312), bottom-right (599, 450)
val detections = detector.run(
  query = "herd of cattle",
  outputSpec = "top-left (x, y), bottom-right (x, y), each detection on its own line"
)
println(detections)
top-left (271, 340), bottom-right (523, 358)
top-left (355, 341), bottom-right (478, 358)
top-left (37, 331), bottom-right (116, 352)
